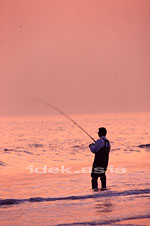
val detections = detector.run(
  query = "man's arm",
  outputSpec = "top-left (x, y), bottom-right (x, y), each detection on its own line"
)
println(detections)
top-left (89, 139), bottom-right (104, 153)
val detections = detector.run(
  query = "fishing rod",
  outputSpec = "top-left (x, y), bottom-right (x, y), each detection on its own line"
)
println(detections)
top-left (34, 97), bottom-right (96, 143)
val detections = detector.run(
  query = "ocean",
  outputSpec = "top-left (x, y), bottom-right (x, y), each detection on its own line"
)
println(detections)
top-left (0, 113), bottom-right (150, 226)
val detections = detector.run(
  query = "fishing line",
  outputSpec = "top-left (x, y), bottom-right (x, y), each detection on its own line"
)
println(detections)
top-left (34, 97), bottom-right (96, 142)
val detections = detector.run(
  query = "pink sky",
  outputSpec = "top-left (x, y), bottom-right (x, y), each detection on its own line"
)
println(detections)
top-left (0, 0), bottom-right (149, 115)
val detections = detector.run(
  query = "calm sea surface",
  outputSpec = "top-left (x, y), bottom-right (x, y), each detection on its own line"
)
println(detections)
top-left (0, 113), bottom-right (150, 226)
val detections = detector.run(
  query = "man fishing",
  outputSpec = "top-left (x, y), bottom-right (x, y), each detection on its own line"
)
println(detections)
top-left (89, 127), bottom-right (110, 191)
top-left (35, 99), bottom-right (110, 192)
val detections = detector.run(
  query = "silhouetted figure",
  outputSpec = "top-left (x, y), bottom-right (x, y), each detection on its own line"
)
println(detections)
top-left (89, 127), bottom-right (110, 191)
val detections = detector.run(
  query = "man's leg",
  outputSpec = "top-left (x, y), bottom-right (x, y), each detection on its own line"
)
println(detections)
top-left (100, 173), bottom-right (106, 189)
top-left (91, 173), bottom-right (98, 189)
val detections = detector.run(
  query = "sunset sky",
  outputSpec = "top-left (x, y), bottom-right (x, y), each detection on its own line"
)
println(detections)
top-left (0, 0), bottom-right (149, 115)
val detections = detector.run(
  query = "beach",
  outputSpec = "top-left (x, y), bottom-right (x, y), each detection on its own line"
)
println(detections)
top-left (0, 113), bottom-right (150, 226)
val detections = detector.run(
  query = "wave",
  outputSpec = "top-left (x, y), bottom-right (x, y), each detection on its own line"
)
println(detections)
top-left (138, 144), bottom-right (150, 148)
top-left (0, 161), bottom-right (7, 166)
top-left (0, 188), bottom-right (150, 207)
top-left (110, 148), bottom-right (120, 152)
top-left (123, 149), bottom-right (140, 152)
top-left (28, 144), bottom-right (44, 148)
top-left (55, 214), bottom-right (150, 226)
top-left (3, 149), bottom-right (32, 154)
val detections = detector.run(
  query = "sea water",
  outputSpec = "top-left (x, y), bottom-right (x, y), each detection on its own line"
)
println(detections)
top-left (0, 113), bottom-right (150, 226)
